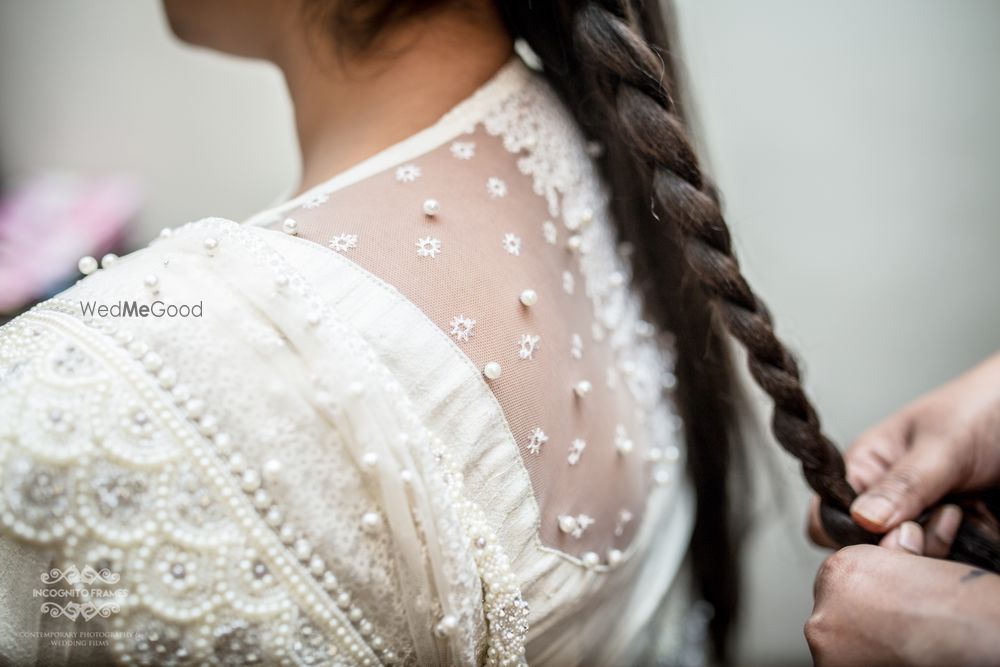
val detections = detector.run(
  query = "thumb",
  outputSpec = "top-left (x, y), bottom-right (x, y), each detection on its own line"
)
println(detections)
top-left (849, 441), bottom-right (960, 533)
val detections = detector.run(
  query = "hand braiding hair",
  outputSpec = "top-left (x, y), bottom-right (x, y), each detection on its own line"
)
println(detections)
top-left (566, 0), bottom-right (1000, 571)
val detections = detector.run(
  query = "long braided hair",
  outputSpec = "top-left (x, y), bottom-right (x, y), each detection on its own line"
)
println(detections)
top-left (310, 0), bottom-right (1000, 660)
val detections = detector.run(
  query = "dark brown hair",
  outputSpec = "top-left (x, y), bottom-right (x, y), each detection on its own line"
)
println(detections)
top-left (307, 0), bottom-right (1000, 661)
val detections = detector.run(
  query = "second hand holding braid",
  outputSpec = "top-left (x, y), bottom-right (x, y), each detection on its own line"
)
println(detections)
top-left (573, 0), bottom-right (1000, 569)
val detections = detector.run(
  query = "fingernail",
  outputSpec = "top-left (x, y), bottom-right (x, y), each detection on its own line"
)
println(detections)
top-left (899, 522), bottom-right (923, 554)
top-left (852, 495), bottom-right (896, 527)
top-left (934, 505), bottom-right (962, 546)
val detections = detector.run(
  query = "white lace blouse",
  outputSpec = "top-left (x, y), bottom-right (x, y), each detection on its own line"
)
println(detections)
top-left (0, 56), bottom-right (696, 666)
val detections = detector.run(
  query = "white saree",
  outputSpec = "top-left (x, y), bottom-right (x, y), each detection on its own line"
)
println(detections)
top-left (0, 56), bottom-right (698, 666)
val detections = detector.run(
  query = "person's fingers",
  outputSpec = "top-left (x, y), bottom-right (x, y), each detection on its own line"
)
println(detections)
top-left (807, 496), bottom-right (840, 548)
top-left (849, 441), bottom-right (960, 533)
top-left (843, 422), bottom-right (910, 495)
top-left (923, 504), bottom-right (962, 558)
top-left (879, 521), bottom-right (924, 555)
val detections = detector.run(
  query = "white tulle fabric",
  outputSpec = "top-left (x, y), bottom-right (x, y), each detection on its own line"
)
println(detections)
top-left (0, 56), bottom-right (694, 666)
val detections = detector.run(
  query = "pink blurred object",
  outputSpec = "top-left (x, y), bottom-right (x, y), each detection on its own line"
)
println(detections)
top-left (0, 173), bottom-right (142, 314)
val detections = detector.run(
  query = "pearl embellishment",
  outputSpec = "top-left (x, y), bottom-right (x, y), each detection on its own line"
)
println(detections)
top-left (519, 289), bottom-right (538, 307)
top-left (557, 514), bottom-right (578, 535)
top-left (422, 199), bottom-right (440, 217)
top-left (573, 380), bottom-right (592, 397)
top-left (581, 551), bottom-right (601, 568)
top-left (360, 512), bottom-right (381, 533)
top-left (483, 361), bottom-right (502, 380)
top-left (78, 256), bottom-right (98, 275)
top-left (101, 253), bottom-right (119, 268)
top-left (282, 218), bottom-right (299, 235)
top-left (143, 274), bottom-right (159, 294)
top-left (607, 549), bottom-right (623, 567)
top-left (262, 458), bottom-right (282, 479)
top-left (203, 237), bottom-right (219, 254)
top-left (434, 614), bottom-right (459, 638)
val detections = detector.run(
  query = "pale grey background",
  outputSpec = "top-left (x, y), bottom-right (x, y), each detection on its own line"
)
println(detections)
top-left (1, 1), bottom-right (998, 665)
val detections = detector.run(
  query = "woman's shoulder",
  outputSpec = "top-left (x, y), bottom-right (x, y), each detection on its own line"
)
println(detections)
top-left (0, 216), bottom-right (530, 666)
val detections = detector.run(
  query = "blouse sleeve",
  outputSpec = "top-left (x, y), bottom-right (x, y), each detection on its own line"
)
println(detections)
top-left (0, 218), bottom-right (528, 666)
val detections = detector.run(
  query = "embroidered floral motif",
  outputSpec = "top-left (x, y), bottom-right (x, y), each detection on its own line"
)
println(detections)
top-left (502, 233), bottom-right (521, 256)
top-left (416, 237), bottom-right (442, 258)
top-left (614, 424), bottom-right (634, 456)
top-left (614, 509), bottom-right (634, 537)
top-left (542, 221), bottom-right (558, 245)
top-left (302, 193), bottom-right (329, 209)
top-left (448, 315), bottom-right (475, 343)
top-left (395, 164), bottom-right (421, 183)
top-left (450, 141), bottom-right (476, 160)
top-left (526, 427), bottom-right (548, 455)
top-left (517, 334), bottom-right (540, 360)
top-left (570, 334), bottom-right (583, 360)
top-left (486, 177), bottom-right (508, 199)
top-left (567, 438), bottom-right (586, 466)
top-left (557, 513), bottom-right (594, 539)
top-left (562, 271), bottom-right (574, 295)
top-left (328, 234), bottom-right (358, 254)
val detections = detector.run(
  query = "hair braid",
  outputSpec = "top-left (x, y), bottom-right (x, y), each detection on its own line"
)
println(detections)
top-left (572, 0), bottom-right (1000, 567)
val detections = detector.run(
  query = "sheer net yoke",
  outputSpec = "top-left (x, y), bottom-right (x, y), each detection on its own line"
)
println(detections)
top-left (253, 57), bottom-right (684, 563)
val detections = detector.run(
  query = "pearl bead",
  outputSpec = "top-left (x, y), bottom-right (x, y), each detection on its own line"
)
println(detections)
top-left (101, 253), bottom-right (119, 268)
top-left (361, 452), bottom-right (379, 469)
top-left (483, 362), bottom-right (502, 380)
top-left (360, 512), bottom-right (381, 533)
top-left (567, 234), bottom-right (582, 251)
top-left (294, 539), bottom-right (311, 561)
top-left (262, 459), bottom-right (282, 480)
top-left (282, 218), bottom-right (299, 235)
top-left (241, 470), bottom-right (261, 492)
top-left (159, 227), bottom-right (173, 239)
top-left (615, 438), bottom-right (634, 455)
top-left (203, 237), bottom-right (218, 254)
top-left (306, 311), bottom-right (321, 327)
top-left (519, 289), bottom-right (538, 307)
top-left (573, 380), bottom-right (592, 397)
top-left (78, 256), bottom-right (98, 275)
top-left (422, 199), bottom-right (440, 217)
top-left (580, 207), bottom-right (594, 225)
top-left (646, 448), bottom-right (663, 463)
top-left (607, 549), bottom-right (623, 567)
top-left (557, 514), bottom-right (577, 534)
top-left (143, 274), bottom-right (159, 293)
top-left (434, 614), bottom-right (458, 638)
top-left (581, 551), bottom-right (600, 568)
top-left (654, 467), bottom-right (671, 486)
top-left (664, 445), bottom-right (680, 462)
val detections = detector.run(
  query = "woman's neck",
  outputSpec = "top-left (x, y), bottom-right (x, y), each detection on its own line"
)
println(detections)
top-left (274, 10), bottom-right (513, 195)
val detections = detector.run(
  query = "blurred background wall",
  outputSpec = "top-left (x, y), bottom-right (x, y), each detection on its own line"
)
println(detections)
top-left (1, 1), bottom-right (998, 664)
